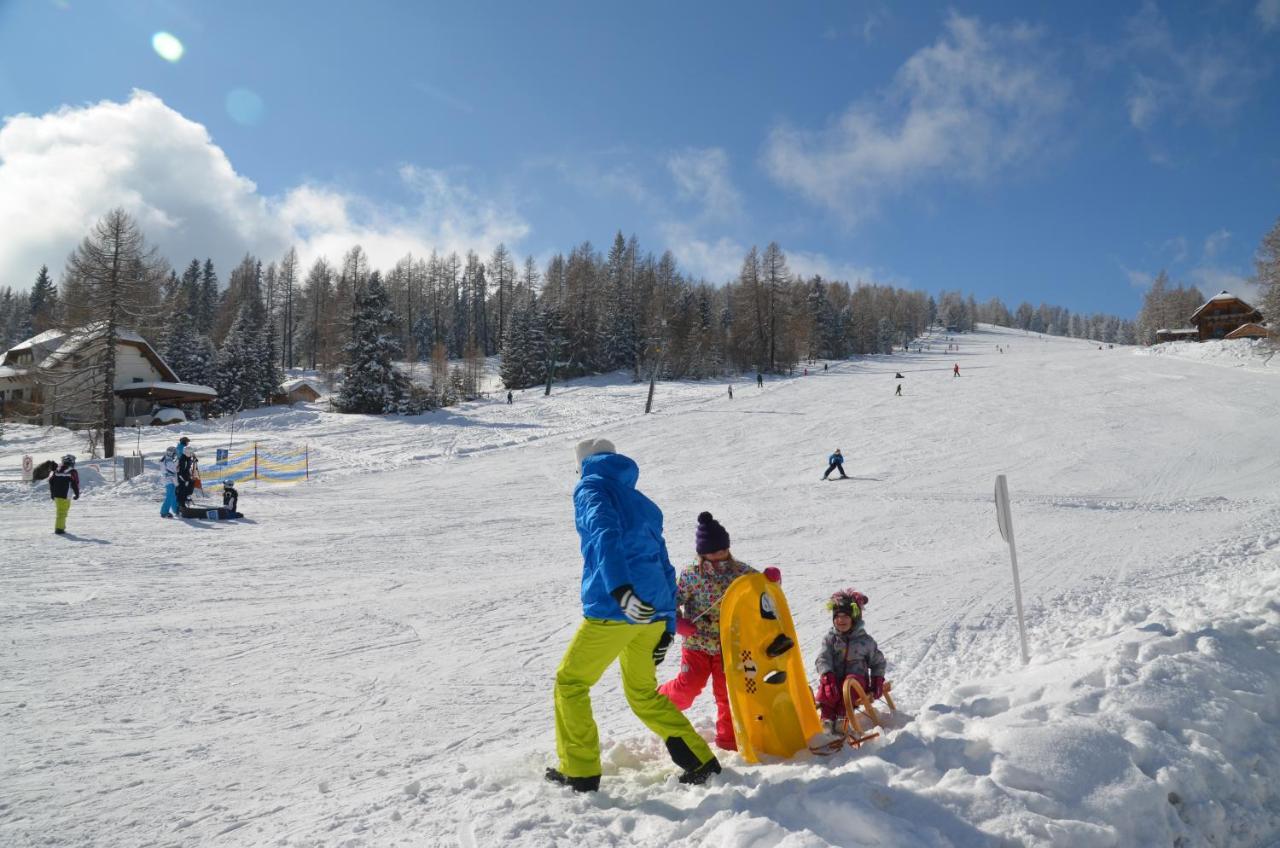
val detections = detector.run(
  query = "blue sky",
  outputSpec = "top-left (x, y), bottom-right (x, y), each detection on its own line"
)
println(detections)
top-left (1, 0), bottom-right (1277, 316)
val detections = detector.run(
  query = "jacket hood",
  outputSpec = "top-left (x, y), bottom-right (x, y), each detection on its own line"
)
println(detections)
top-left (580, 452), bottom-right (639, 489)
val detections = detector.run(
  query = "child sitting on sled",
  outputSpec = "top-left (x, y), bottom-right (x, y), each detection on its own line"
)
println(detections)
top-left (658, 512), bottom-right (781, 752)
top-left (814, 589), bottom-right (886, 733)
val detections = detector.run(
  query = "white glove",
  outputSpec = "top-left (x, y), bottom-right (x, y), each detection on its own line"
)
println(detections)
top-left (613, 586), bottom-right (655, 624)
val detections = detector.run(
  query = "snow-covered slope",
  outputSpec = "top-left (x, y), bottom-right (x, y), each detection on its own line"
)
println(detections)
top-left (1, 326), bottom-right (1277, 847)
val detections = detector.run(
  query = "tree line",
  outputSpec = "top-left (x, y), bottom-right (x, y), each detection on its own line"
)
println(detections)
top-left (28, 209), bottom-right (1279, 448)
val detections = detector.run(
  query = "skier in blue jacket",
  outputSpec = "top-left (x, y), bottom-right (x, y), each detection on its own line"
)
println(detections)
top-left (822, 448), bottom-right (848, 480)
top-left (546, 438), bottom-right (721, 793)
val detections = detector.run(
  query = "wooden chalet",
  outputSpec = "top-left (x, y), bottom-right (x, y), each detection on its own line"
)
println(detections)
top-left (1189, 291), bottom-right (1263, 341)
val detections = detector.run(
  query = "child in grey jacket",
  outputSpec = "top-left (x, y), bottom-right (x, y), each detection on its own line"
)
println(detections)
top-left (814, 589), bottom-right (886, 726)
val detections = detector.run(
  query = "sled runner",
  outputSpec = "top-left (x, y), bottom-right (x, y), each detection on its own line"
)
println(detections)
top-left (719, 572), bottom-right (823, 762)
top-left (839, 675), bottom-right (896, 749)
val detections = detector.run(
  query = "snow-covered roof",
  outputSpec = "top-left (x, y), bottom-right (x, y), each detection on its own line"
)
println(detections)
top-left (4, 328), bottom-right (65, 353)
top-left (2, 325), bottom-right (178, 382)
top-left (114, 381), bottom-right (217, 399)
top-left (1189, 290), bottom-right (1258, 321)
top-left (280, 377), bottom-right (324, 395)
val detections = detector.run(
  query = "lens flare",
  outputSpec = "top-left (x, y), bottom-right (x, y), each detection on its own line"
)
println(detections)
top-left (225, 88), bottom-right (265, 126)
top-left (151, 32), bottom-right (184, 62)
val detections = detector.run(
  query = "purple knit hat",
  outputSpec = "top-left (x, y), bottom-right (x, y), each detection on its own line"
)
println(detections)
top-left (695, 512), bottom-right (731, 555)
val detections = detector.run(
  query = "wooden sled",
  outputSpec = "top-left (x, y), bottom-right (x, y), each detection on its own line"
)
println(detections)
top-left (839, 676), bottom-right (895, 748)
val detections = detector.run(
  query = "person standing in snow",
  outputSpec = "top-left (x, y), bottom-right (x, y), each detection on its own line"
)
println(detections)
top-left (48, 454), bottom-right (80, 535)
top-left (727, 385), bottom-right (733, 400)
top-left (756, 372), bottom-right (763, 389)
top-left (895, 383), bottom-right (902, 396)
top-left (658, 512), bottom-right (780, 752)
top-left (546, 439), bottom-right (722, 793)
top-left (160, 446), bottom-right (179, 518)
top-left (176, 440), bottom-right (195, 507)
top-left (814, 589), bottom-right (887, 733)
top-left (507, 390), bottom-right (513, 404)
top-left (953, 363), bottom-right (960, 377)
top-left (822, 448), bottom-right (848, 480)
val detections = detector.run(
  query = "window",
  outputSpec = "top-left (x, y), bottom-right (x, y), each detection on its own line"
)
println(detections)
top-left (133, 377), bottom-right (144, 383)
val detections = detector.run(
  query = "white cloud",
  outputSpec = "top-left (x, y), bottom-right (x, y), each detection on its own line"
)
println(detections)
top-left (666, 147), bottom-right (742, 221)
top-left (1122, 2), bottom-right (1258, 132)
top-left (660, 223), bottom-right (886, 286)
top-left (1122, 264), bottom-right (1155, 290)
top-left (763, 13), bottom-right (1068, 221)
top-left (0, 91), bottom-right (528, 288)
top-left (1203, 229), bottom-right (1231, 259)
top-left (1159, 236), bottom-right (1188, 264)
top-left (660, 224), bottom-right (744, 283)
top-left (1258, 0), bottom-right (1280, 31)
top-left (1187, 265), bottom-right (1254, 301)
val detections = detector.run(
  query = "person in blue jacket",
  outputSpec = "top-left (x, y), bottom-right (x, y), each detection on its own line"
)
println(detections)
top-left (546, 438), bottom-right (722, 793)
top-left (822, 448), bottom-right (848, 480)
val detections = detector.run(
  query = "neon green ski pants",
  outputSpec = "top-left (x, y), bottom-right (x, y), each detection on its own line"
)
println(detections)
top-left (554, 618), bottom-right (713, 778)
top-left (54, 497), bottom-right (71, 531)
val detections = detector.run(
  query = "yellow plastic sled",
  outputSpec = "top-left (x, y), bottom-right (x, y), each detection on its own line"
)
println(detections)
top-left (719, 572), bottom-right (823, 763)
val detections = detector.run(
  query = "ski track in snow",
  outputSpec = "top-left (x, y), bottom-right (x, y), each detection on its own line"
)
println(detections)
top-left (1, 326), bottom-right (1278, 847)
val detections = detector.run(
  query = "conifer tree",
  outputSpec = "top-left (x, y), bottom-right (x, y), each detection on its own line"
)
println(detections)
top-left (336, 272), bottom-right (406, 414)
top-left (28, 265), bottom-right (59, 332)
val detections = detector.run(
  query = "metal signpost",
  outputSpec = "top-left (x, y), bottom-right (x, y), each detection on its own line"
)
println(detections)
top-left (994, 474), bottom-right (1031, 665)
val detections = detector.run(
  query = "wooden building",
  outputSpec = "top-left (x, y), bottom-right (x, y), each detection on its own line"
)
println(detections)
top-left (1189, 291), bottom-right (1264, 341)
top-left (271, 377), bottom-right (323, 405)
top-left (1224, 322), bottom-right (1272, 340)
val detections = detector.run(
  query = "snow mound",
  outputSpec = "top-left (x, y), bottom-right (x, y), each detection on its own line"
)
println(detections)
top-left (1136, 338), bottom-right (1278, 372)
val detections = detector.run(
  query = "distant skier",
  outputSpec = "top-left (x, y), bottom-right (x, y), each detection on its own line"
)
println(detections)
top-left (822, 448), bottom-right (848, 480)
top-left (507, 390), bottom-right (513, 404)
top-left (727, 385), bottom-right (733, 400)
top-left (823, 363), bottom-right (828, 372)
top-left (658, 512), bottom-right (781, 752)
top-left (814, 589), bottom-right (887, 734)
top-left (756, 372), bottom-right (763, 389)
top-left (953, 363), bottom-right (960, 377)
top-left (895, 383), bottom-right (902, 396)
top-left (48, 454), bottom-right (80, 535)
top-left (545, 439), bottom-right (721, 793)
top-left (160, 446), bottom-right (179, 518)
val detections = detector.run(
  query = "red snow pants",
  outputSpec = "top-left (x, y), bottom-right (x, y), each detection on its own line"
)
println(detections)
top-left (658, 646), bottom-right (736, 751)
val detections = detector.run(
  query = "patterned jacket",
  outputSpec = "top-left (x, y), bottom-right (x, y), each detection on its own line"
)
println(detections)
top-left (814, 622), bottom-right (886, 680)
top-left (674, 556), bottom-right (756, 655)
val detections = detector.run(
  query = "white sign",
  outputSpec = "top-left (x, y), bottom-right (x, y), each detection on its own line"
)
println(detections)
top-left (994, 474), bottom-right (1030, 665)
top-left (22, 454), bottom-right (33, 481)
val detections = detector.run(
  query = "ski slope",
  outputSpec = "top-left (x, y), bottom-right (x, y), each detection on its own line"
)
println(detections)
top-left (1, 325), bottom-right (1278, 847)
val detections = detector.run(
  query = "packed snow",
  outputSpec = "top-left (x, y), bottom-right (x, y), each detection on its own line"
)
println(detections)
top-left (1, 325), bottom-right (1277, 847)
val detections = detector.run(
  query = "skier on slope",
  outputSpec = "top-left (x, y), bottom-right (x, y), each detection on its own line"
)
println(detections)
top-left (822, 448), bottom-right (848, 480)
top-left (658, 512), bottom-right (781, 752)
top-left (814, 589), bottom-right (887, 734)
top-left (176, 444), bottom-right (196, 508)
top-left (48, 454), bottom-right (80, 535)
top-left (546, 439), bottom-right (722, 793)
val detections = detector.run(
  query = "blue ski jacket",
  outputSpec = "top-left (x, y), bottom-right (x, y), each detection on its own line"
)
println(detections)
top-left (829, 452), bottom-right (844, 466)
top-left (573, 452), bottom-right (677, 633)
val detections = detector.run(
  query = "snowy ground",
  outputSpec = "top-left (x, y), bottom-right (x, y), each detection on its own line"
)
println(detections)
top-left (1, 326), bottom-right (1278, 847)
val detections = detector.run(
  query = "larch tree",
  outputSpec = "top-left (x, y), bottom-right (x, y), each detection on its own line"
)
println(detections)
top-left (59, 208), bottom-right (167, 457)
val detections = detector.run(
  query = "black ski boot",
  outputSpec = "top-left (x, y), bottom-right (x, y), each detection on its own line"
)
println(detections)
top-left (678, 757), bottom-right (722, 785)
top-left (544, 767), bottom-right (600, 793)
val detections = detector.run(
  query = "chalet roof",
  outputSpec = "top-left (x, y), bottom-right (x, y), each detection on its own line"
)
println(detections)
top-left (1, 326), bottom-right (178, 382)
top-left (280, 377), bottom-right (324, 395)
top-left (1189, 291), bottom-right (1259, 322)
top-left (114, 381), bottom-right (218, 402)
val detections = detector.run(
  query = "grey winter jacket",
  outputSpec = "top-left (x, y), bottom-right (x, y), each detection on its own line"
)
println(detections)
top-left (814, 623), bottom-right (886, 679)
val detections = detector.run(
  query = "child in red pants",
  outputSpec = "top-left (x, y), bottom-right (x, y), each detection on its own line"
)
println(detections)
top-left (658, 512), bottom-right (780, 751)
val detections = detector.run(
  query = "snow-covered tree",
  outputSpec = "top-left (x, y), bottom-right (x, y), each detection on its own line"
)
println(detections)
top-left (336, 273), bottom-right (406, 414)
